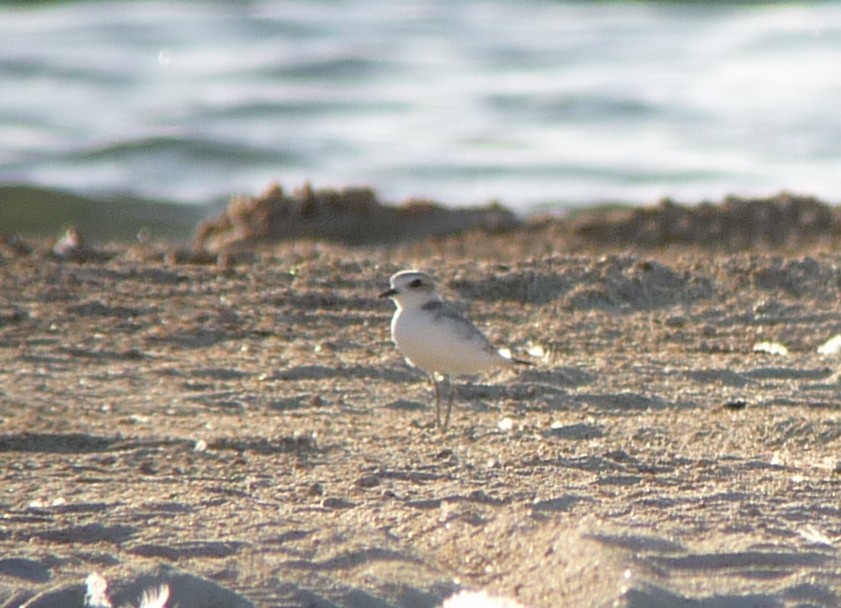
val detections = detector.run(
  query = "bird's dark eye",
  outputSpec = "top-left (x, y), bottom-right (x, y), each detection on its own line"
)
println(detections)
top-left (408, 278), bottom-right (423, 288)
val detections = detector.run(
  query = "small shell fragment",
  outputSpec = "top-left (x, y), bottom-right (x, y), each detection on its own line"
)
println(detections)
top-left (818, 335), bottom-right (841, 356)
top-left (753, 341), bottom-right (788, 356)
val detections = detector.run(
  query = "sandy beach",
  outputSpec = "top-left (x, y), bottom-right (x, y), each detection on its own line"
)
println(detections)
top-left (1, 203), bottom-right (841, 607)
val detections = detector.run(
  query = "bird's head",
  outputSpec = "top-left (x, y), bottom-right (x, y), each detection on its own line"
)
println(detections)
top-left (379, 270), bottom-right (440, 309)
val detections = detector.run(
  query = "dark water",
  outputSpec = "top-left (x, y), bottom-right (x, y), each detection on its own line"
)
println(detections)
top-left (2, 0), bottom-right (841, 230)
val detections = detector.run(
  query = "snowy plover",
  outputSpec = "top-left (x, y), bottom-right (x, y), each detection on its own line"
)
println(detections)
top-left (379, 270), bottom-right (528, 430)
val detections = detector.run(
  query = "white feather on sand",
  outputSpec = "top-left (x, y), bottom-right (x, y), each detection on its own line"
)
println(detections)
top-left (84, 573), bottom-right (171, 608)
top-left (442, 589), bottom-right (526, 608)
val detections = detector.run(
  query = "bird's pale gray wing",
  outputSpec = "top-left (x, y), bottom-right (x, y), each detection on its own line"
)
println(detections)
top-left (424, 301), bottom-right (498, 352)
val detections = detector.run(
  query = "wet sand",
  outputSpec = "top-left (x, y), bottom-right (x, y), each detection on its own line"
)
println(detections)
top-left (1, 223), bottom-right (840, 607)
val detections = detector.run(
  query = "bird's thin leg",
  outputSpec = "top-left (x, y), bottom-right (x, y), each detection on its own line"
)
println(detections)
top-left (441, 375), bottom-right (453, 432)
top-left (429, 374), bottom-right (442, 429)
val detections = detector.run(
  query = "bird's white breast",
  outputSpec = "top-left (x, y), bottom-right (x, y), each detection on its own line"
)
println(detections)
top-left (391, 304), bottom-right (506, 376)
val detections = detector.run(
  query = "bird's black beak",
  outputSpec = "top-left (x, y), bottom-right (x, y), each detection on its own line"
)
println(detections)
top-left (379, 288), bottom-right (398, 299)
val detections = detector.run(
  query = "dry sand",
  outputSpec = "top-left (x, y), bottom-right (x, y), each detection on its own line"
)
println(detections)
top-left (1, 231), bottom-right (840, 608)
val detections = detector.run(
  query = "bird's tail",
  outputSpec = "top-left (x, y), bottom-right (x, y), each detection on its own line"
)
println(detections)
top-left (498, 348), bottom-right (533, 367)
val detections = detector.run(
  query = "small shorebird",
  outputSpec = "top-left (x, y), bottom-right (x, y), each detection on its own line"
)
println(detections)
top-left (379, 270), bottom-right (528, 431)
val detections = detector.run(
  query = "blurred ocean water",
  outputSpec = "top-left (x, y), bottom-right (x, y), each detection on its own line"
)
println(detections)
top-left (1, 0), bottom-right (840, 215)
